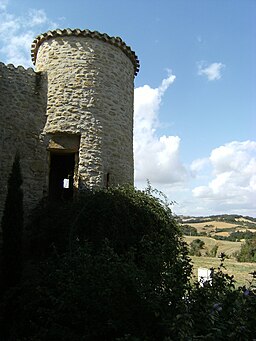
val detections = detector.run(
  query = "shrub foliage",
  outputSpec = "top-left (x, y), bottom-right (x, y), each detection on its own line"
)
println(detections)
top-left (236, 237), bottom-right (256, 262)
top-left (2, 186), bottom-right (192, 340)
top-left (189, 238), bottom-right (205, 256)
top-left (1, 186), bottom-right (256, 340)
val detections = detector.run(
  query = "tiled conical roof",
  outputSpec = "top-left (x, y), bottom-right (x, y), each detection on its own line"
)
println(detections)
top-left (31, 28), bottom-right (140, 75)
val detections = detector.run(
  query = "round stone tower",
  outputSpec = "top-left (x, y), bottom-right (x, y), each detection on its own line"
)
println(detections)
top-left (31, 28), bottom-right (139, 198)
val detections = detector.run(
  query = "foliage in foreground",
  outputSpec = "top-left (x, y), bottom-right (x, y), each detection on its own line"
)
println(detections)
top-left (182, 255), bottom-right (256, 340)
top-left (0, 186), bottom-right (256, 340)
top-left (1, 186), bottom-right (191, 340)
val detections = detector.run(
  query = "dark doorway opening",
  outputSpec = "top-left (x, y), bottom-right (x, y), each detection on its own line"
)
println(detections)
top-left (49, 152), bottom-right (75, 201)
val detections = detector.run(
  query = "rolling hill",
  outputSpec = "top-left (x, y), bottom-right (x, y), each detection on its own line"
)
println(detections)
top-left (178, 214), bottom-right (256, 238)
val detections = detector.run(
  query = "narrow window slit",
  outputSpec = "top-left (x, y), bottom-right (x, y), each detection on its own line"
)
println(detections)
top-left (106, 172), bottom-right (110, 189)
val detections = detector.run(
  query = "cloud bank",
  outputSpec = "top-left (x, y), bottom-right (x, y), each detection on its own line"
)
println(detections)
top-left (192, 141), bottom-right (256, 216)
top-left (134, 72), bottom-right (187, 184)
top-left (133, 75), bottom-right (255, 216)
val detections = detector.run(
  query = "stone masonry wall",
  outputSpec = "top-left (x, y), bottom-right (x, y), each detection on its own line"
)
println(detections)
top-left (0, 63), bottom-right (47, 222)
top-left (0, 29), bottom-right (139, 222)
top-left (35, 35), bottom-right (135, 188)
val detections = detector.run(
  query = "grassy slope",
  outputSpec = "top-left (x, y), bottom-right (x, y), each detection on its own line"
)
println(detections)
top-left (190, 256), bottom-right (256, 287)
top-left (184, 235), bottom-right (241, 257)
top-left (181, 215), bottom-right (256, 286)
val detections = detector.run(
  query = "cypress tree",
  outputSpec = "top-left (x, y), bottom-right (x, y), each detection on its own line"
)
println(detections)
top-left (1, 152), bottom-right (23, 290)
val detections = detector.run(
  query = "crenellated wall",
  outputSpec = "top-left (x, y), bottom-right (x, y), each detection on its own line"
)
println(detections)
top-left (0, 63), bottom-right (48, 220)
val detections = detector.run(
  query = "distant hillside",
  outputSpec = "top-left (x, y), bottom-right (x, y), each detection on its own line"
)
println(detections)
top-left (178, 214), bottom-right (256, 240)
top-left (179, 214), bottom-right (256, 224)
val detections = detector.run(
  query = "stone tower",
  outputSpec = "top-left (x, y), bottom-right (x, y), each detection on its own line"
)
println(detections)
top-left (32, 28), bottom-right (139, 198)
top-left (0, 29), bottom-right (139, 219)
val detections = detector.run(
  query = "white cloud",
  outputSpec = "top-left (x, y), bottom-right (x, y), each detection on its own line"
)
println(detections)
top-left (134, 77), bottom-right (255, 217)
top-left (27, 9), bottom-right (48, 26)
top-left (192, 141), bottom-right (256, 215)
top-left (134, 72), bottom-right (187, 184)
top-left (190, 158), bottom-right (209, 175)
top-left (0, 0), bottom-right (8, 11)
top-left (197, 61), bottom-right (225, 81)
top-left (0, 3), bottom-right (58, 67)
top-left (209, 141), bottom-right (256, 173)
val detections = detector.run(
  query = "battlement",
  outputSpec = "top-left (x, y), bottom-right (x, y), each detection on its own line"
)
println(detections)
top-left (0, 59), bottom-right (48, 222)
top-left (0, 61), bottom-right (35, 75)
top-left (31, 28), bottom-right (140, 75)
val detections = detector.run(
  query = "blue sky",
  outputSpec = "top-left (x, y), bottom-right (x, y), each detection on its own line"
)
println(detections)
top-left (0, 0), bottom-right (255, 217)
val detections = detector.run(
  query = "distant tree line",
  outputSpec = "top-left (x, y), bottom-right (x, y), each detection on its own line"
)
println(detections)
top-left (214, 230), bottom-right (255, 242)
top-left (180, 224), bottom-right (198, 236)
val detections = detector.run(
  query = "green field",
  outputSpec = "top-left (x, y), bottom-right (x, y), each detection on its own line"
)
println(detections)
top-left (189, 256), bottom-right (256, 287)
top-left (180, 216), bottom-right (256, 287)
top-left (184, 235), bottom-right (256, 286)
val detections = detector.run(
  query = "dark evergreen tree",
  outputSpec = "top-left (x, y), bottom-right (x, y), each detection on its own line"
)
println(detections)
top-left (1, 152), bottom-right (23, 290)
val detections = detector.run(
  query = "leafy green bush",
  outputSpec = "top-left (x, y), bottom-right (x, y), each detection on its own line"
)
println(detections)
top-left (182, 256), bottom-right (256, 339)
top-left (180, 224), bottom-right (198, 236)
top-left (189, 238), bottom-right (205, 256)
top-left (206, 244), bottom-right (219, 257)
top-left (236, 237), bottom-right (256, 262)
top-left (26, 186), bottom-right (186, 257)
top-left (2, 186), bottom-right (192, 340)
top-left (1, 186), bottom-right (256, 340)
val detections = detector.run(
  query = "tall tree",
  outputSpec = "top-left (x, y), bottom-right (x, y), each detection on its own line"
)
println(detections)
top-left (1, 152), bottom-right (23, 290)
